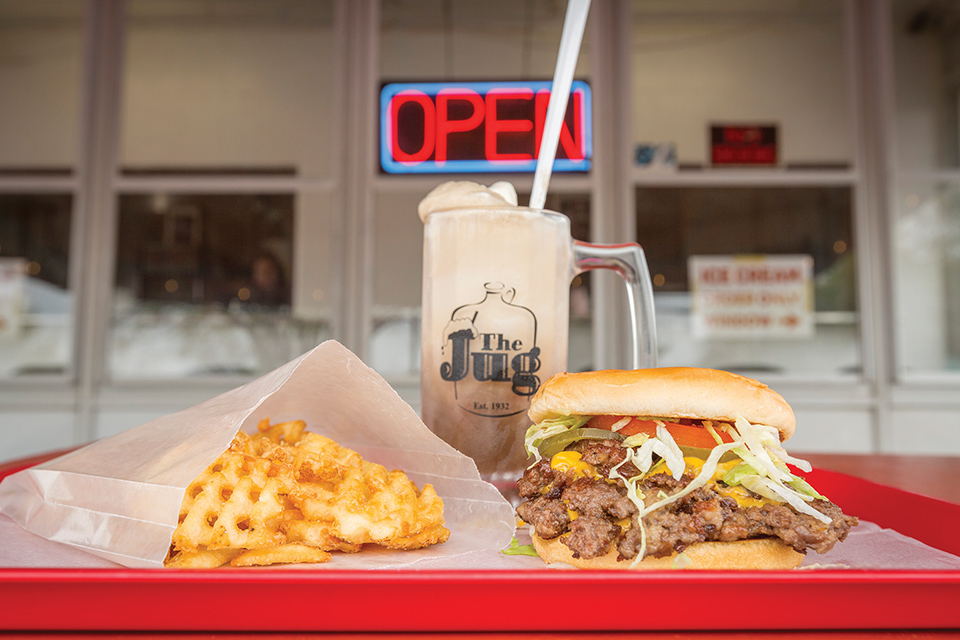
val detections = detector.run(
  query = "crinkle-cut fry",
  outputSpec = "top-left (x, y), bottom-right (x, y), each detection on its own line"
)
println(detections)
top-left (280, 519), bottom-right (363, 553)
top-left (378, 524), bottom-right (451, 550)
top-left (288, 460), bottom-right (448, 547)
top-left (173, 470), bottom-right (232, 552)
top-left (165, 548), bottom-right (240, 569)
top-left (172, 450), bottom-right (295, 553)
top-left (256, 418), bottom-right (307, 445)
top-left (297, 432), bottom-right (363, 469)
top-left (291, 435), bottom-right (358, 484)
top-left (166, 419), bottom-right (449, 568)
top-left (231, 543), bottom-right (332, 567)
top-left (228, 430), bottom-right (255, 455)
top-left (211, 475), bottom-right (291, 550)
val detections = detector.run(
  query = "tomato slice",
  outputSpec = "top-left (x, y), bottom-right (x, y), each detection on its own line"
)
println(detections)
top-left (586, 415), bottom-right (733, 449)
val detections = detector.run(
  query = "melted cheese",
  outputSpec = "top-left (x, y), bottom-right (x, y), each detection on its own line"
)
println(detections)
top-left (710, 459), bottom-right (772, 508)
top-left (716, 484), bottom-right (767, 509)
top-left (648, 456), bottom-right (706, 476)
top-left (647, 456), bottom-right (774, 509)
top-left (552, 449), bottom-right (774, 511)
top-left (550, 451), bottom-right (598, 478)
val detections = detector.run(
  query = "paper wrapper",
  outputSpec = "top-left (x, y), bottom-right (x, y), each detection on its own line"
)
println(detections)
top-left (0, 340), bottom-right (516, 569)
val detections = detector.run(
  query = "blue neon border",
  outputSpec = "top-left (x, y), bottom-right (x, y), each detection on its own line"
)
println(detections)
top-left (379, 80), bottom-right (593, 174)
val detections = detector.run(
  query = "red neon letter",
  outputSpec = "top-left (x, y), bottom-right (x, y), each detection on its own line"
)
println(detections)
top-left (435, 89), bottom-right (484, 163)
top-left (535, 89), bottom-right (584, 160)
top-left (391, 91), bottom-right (435, 163)
top-left (484, 89), bottom-right (534, 161)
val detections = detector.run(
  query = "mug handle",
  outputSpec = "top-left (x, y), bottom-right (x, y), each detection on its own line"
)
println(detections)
top-left (572, 241), bottom-right (659, 369)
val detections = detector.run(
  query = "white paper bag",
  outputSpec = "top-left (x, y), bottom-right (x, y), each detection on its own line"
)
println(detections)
top-left (0, 340), bottom-right (516, 568)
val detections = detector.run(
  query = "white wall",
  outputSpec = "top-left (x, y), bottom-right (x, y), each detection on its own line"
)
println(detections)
top-left (121, 22), bottom-right (336, 177)
top-left (630, 5), bottom-right (851, 166)
top-left (0, 23), bottom-right (82, 166)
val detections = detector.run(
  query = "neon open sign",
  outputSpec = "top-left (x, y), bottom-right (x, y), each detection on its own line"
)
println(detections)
top-left (380, 81), bottom-right (592, 174)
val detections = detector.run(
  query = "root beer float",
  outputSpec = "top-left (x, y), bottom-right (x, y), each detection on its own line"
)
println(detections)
top-left (418, 181), bottom-right (657, 484)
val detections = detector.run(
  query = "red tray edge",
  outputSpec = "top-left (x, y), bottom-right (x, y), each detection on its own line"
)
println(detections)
top-left (3, 455), bottom-right (960, 631)
top-left (1, 568), bottom-right (959, 632)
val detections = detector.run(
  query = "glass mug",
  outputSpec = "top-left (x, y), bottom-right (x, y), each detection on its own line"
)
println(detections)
top-left (420, 203), bottom-right (658, 486)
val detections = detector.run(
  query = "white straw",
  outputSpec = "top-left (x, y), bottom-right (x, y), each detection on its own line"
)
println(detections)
top-left (529, 0), bottom-right (591, 211)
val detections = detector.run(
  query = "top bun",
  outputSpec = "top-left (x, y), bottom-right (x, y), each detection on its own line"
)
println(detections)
top-left (528, 367), bottom-right (796, 441)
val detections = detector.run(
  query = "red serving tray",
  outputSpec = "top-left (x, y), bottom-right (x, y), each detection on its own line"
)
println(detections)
top-left (1, 459), bottom-right (959, 632)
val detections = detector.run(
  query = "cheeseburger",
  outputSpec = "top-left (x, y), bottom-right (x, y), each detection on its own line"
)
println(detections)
top-left (516, 367), bottom-right (858, 569)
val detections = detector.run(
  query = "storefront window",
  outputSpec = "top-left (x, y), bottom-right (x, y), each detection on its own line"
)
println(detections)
top-left (628, 0), bottom-right (859, 379)
top-left (890, 0), bottom-right (960, 171)
top-left (638, 186), bottom-right (859, 377)
top-left (0, 194), bottom-right (74, 377)
top-left (110, 194), bottom-right (333, 378)
top-left (894, 183), bottom-right (960, 374)
top-left (0, 0), bottom-right (83, 380)
top-left (890, 1), bottom-right (960, 376)
top-left (109, 0), bottom-right (338, 380)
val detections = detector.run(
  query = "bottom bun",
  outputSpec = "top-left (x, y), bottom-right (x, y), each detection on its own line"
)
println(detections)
top-left (532, 534), bottom-right (804, 570)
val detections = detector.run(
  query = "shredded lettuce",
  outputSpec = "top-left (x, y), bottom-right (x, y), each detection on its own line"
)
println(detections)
top-left (621, 433), bottom-right (650, 448)
top-left (656, 424), bottom-right (686, 480)
top-left (769, 446), bottom-right (813, 473)
top-left (703, 421), bottom-right (724, 445)
top-left (788, 473), bottom-right (827, 500)
top-left (609, 454), bottom-right (647, 514)
top-left (501, 537), bottom-right (539, 557)
top-left (671, 552), bottom-right (693, 569)
top-left (741, 475), bottom-right (832, 524)
top-left (721, 461), bottom-right (757, 486)
top-left (640, 441), bottom-right (742, 517)
top-left (732, 415), bottom-right (792, 483)
top-left (523, 415), bottom-right (590, 463)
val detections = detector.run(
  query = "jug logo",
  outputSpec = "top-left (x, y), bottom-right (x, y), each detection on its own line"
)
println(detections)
top-left (439, 282), bottom-right (541, 418)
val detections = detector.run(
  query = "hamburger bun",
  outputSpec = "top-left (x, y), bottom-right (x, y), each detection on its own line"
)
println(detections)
top-left (529, 367), bottom-right (796, 441)
top-left (531, 532), bottom-right (805, 570)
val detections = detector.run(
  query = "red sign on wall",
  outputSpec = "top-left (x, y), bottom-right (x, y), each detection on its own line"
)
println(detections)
top-left (380, 81), bottom-right (592, 174)
top-left (710, 124), bottom-right (778, 166)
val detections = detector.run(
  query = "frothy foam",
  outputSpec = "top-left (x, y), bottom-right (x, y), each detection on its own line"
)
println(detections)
top-left (417, 181), bottom-right (519, 222)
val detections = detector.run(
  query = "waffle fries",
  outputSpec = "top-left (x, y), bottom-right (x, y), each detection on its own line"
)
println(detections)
top-left (164, 419), bottom-right (450, 568)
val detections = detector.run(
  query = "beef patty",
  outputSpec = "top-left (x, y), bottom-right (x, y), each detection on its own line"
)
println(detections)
top-left (516, 440), bottom-right (859, 562)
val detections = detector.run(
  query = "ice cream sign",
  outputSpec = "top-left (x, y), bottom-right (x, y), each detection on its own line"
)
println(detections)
top-left (689, 255), bottom-right (815, 339)
top-left (380, 81), bottom-right (592, 174)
